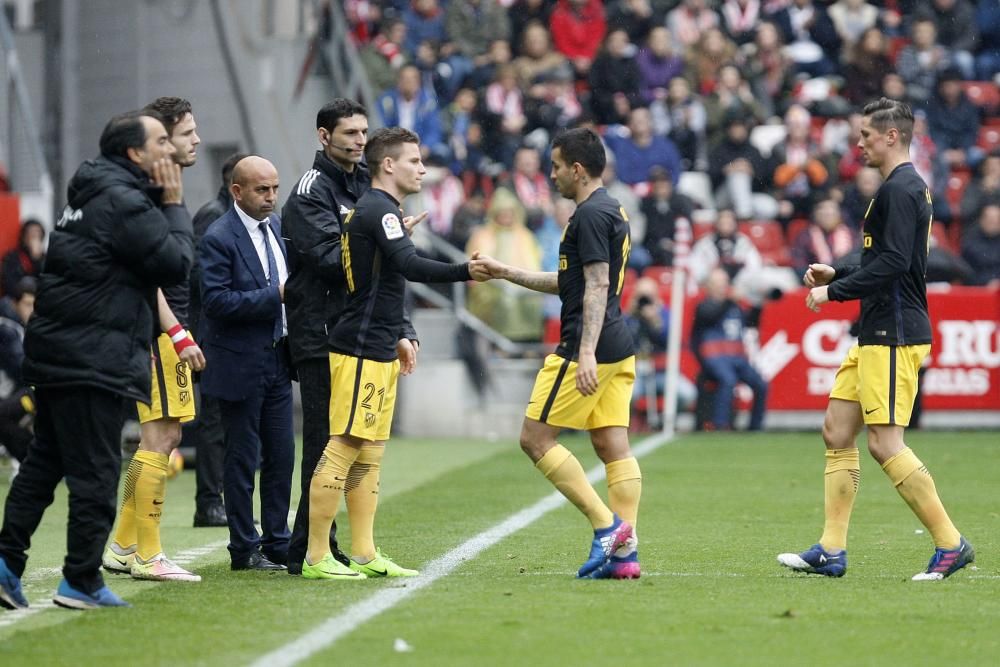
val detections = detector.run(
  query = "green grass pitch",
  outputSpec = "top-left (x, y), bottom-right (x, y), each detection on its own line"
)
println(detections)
top-left (1, 430), bottom-right (997, 666)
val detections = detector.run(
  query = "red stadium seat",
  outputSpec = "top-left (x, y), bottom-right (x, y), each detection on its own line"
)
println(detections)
top-left (739, 220), bottom-right (784, 253)
top-left (962, 82), bottom-right (1000, 114)
top-left (977, 125), bottom-right (1000, 153)
top-left (785, 218), bottom-right (810, 245)
top-left (931, 221), bottom-right (952, 254)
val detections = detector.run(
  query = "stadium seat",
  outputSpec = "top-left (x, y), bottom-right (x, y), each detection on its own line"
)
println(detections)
top-left (945, 170), bottom-right (972, 222)
top-left (677, 171), bottom-right (716, 211)
top-left (543, 317), bottom-right (560, 346)
top-left (977, 125), bottom-right (1000, 153)
top-left (739, 220), bottom-right (784, 253)
top-left (961, 81), bottom-right (1000, 114)
top-left (785, 218), bottom-right (809, 245)
top-left (931, 221), bottom-right (952, 254)
top-left (749, 124), bottom-right (787, 158)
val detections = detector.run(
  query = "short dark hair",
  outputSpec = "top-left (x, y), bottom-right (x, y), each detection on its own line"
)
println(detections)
top-left (365, 127), bottom-right (420, 176)
top-left (144, 96), bottom-right (193, 136)
top-left (221, 152), bottom-right (250, 187)
top-left (99, 111), bottom-right (149, 159)
top-left (317, 99), bottom-right (367, 131)
top-left (863, 97), bottom-right (913, 145)
top-left (551, 127), bottom-right (606, 178)
top-left (10, 275), bottom-right (36, 301)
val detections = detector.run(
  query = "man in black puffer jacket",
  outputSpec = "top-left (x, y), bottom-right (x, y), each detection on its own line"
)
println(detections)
top-left (0, 111), bottom-right (194, 612)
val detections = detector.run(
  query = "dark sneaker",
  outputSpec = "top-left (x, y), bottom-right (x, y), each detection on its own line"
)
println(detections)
top-left (577, 515), bottom-right (634, 578)
top-left (912, 536), bottom-right (975, 581)
top-left (0, 555), bottom-right (29, 610)
top-left (777, 543), bottom-right (847, 577)
top-left (52, 579), bottom-right (130, 609)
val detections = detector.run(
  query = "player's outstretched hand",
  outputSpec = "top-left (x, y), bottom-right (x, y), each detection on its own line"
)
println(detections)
top-left (397, 338), bottom-right (418, 376)
top-left (805, 285), bottom-right (830, 313)
top-left (402, 211), bottom-right (428, 236)
top-left (469, 251), bottom-right (502, 282)
top-left (152, 158), bottom-right (183, 205)
top-left (180, 343), bottom-right (206, 372)
top-left (804, 263), bottom-right (835, 287)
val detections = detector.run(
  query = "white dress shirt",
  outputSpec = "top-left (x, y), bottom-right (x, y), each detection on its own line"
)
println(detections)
top-left (234, 203), bottom-right (288, 336)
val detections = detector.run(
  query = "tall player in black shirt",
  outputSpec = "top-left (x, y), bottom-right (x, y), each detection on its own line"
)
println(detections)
top-left (105, 97), bottom-right (206, 583)
top-left (779, 98), bottom-right (973, 581)
top-left (472, 128), bottom-right (640, 580)
top-left (303, 128), bottom-right (478, 581)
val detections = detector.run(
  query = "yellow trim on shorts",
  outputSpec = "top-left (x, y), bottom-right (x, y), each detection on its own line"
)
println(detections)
top-left (136, 333), bottom-right (196, 424)
top-left (525, 354), bottom-right (636, 430)
top-left (328, 351), bottom-right (400, 442)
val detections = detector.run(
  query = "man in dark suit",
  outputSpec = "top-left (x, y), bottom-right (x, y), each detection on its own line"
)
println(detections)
top-left (198, 156), bottom-right (293, 571)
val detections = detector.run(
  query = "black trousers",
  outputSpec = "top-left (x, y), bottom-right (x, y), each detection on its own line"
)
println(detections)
top-left (0, 386), bottom-right (127, 594)
top-left (0, 388), bottom-right (33, 462)
top-left (287, 356), bottom-right (342, 572)
top-left (182, 385), bottom-right (226, 510)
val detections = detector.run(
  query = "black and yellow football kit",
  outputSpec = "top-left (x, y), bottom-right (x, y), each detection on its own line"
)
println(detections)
top-left (828, 162), bottom-right (933, 425)
top-left (329, 188), bottom-right (470, 440)
top-left (136, 333), bottom-right (196, 424)
top-left (526, 188), bottom-right (636, 430)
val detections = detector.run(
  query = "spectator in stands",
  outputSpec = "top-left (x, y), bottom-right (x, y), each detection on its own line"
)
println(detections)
top-left (549, 0), bottom-right (607, 78)
top-left (910, 108), bottom-right (950, 220)
top-left (842, 27), bottom-right (892, 107)
top-left (377, 64), bottom-right (446, 159)
top-left (509, 145), bottom-right (554, 221)
top-left (720, 0), bottom-right (764, 46)
top-left (641, 166), bottom-right (695, 267)
top-left (961, 204), bottom-right (1000, 286)
top-left (509, 0), bottom-right (554, 55)
top-left (465, 188), bottom-right (544, 341)
top-left (660, 76), bottom-right (708, 173)
top-left (604, 106), bottom-right (683, 187)
top-left (771, 104), bottom-right (831, 222)
top-left (412, 39), bottom-right (467, 103)
top-left (589, 28), bottom-right (643, 126)
top-left (602, 158), bottom-right (647, 269)
top-left (358, 17), bottom-right (408, 94)
top-left (742, 21), bottom-right (795, 119)
top-left (0, 276), bottom-right (35, 468)
top-left (767, 0), bottom-right (841, 77)
top-left (1, 219), bottom-right (45, 297)
top-left (840, 166), bottom-right (881, 230)
top-left (691, 267), bottom-right (768, 431)
top-left (468, 38), bottom-right (515, 90)
top-left (626, 277), bottom-right (697, 416)
top-left (668, 0), bottom-right (720, 51)
top-left (512, 20), bottom-right (568, 90)
top-left (927, 68), bottom-right (984, 171)
top-left (708, 110), bottom-right (777, 221)
top-left (790, 196), bottom-right (857, 275)
top-left (445, 0), bottom-right (511, 70)
top-left (836, 112), bottom-right (865, 184)
top-left (880, 71), bottom-right (918, 109)
top-left (684, 27), bottom-right (738, 96)
top-left (636, 26), bottom-right (685, 107)
top-left (828, 0), bottom-right (879, 61)
top-left (403, 0), bottom-right (447, 57)
top-left (524, 64), bottom-right (583, 141)
top-left (960, 153), bottom-right (1000, 227)
top-left (896, 18), bottom-right (954, 105)
top-left (915, 0), bottom-right (979, 80)
top-left (407, 153), bottom-right (465, 241)
top-left (482, 63), bottom-right (527, 167)
top-left (975, 0), bottom-right (1000, 81)
top-left (443, 87), bottom-right (479, 175)
top-left (704, 64), bottom-right (767, 149)
top-left (689, 208), bottom-right (798, 303)
top-left (607, 0), bottom-right (658, 44)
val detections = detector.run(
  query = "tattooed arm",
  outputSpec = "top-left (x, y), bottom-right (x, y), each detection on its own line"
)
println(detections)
top-left (576, 261), bottom-right (609, 396)
top-left (470, 254), bottom-right (560, 294)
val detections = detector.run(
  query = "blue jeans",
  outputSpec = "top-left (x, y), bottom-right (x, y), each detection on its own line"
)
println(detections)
top-left (700, 355), bottom-right (768, 431)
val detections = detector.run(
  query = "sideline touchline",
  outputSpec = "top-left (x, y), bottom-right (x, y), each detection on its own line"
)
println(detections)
top-left (249, 432), bottom-right (674, 667)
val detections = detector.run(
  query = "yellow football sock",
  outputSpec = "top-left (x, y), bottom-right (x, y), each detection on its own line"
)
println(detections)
top-left (112, 454), bottom-right (143, 550)
top-left (133, 450), bottom-right (169, 561)
top-left (606, 457), bottom-right (641, 530)
top-left (346, 444), bottom-right (384, 562)
top-left (535, 444), bottom-right (614, 530)
top-left (818, 448), bottom-right (860, 552)
top-left (307, 439), bottom-right (360, 564)
top-left (882, 447), bottom-right (961, 549)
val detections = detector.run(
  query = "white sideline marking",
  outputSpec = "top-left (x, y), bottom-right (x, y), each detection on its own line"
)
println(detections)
top-left (250, 432), bottom-right (674, 667)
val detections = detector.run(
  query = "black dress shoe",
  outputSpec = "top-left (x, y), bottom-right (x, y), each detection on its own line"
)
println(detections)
top-left (193, 505), bottom-right (227, 528)
top-left (231, 551), bottom-right (286, 571)
top-left (262, 550), bottom-right (288, 566)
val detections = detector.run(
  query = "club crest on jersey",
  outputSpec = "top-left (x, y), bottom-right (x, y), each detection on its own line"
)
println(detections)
top-left (382, 212), bottom-right (404, 240)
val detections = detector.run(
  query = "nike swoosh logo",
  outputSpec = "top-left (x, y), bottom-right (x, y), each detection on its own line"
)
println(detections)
top-left (367, 567), bottom-right (388, 575)
top-left (113, 556), bottom-right (128, 566)
top-left (152, 499), bottom-right (164, 505)
top-left (864, 407), bottom-right (879, 415)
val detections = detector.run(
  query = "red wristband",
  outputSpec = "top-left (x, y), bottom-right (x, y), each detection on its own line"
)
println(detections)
top-left (167, 324), bottom-right (196, 355)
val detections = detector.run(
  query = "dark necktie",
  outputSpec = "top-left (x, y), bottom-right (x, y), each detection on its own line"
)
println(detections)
top-left (259, 221), bottom-right (283, 342)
